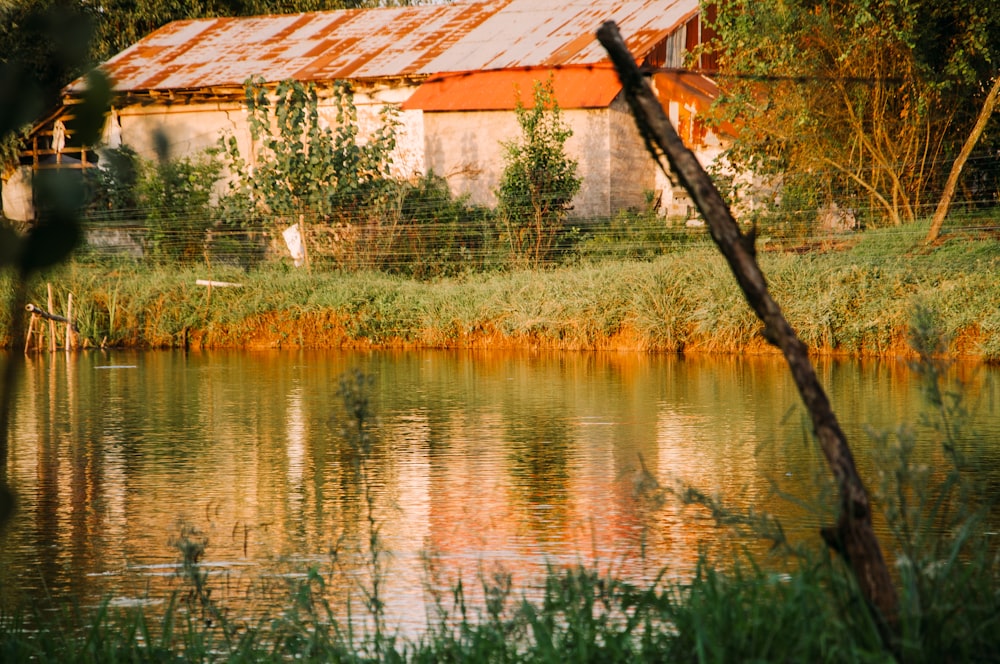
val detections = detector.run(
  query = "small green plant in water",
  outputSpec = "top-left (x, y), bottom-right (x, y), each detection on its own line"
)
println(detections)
top-left (169, 523), bottom-right (238, 647)
top-left (330, 368), bottom-right (395, 657)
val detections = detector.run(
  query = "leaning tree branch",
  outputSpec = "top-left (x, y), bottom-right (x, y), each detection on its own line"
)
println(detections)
top-left (925, 74), bottom-right (1000, 244)
top-left (597, 21), bottom-right (899, 640)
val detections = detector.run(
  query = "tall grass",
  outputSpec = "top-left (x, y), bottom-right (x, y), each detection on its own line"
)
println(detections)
top-left (4, 222), bottom-right (998, 359)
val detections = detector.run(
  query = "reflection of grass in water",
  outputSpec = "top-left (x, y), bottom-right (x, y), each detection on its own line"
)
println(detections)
top-left (4, 355), bottom-right (1000, 662)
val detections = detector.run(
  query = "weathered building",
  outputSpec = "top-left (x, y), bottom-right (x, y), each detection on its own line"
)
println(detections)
top-left (4, 0), bottom-right (728, 222)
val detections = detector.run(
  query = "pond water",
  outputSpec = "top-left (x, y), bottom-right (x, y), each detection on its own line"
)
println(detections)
top-left (1, 349), bottom-right (997, 632)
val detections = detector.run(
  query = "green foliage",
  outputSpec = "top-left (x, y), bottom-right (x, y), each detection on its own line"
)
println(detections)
top-left (82, 145), bottom-right (265, 268)
top-left (707, 0), bottom-right (1000, 231)
top-left (496, 79), bottom-right (581, 268)
top-left (371, 173), bottom-right (499, 279)
top-left (573, 195), bottom-right (709, 261)
top-left (0, 13), bottom-right (111, 279)
top-left (8, 222), bottom-right (1000, 355)
top-left (225, 77), bottom-right (400, 267)
top-left (0, 1), bottom-right (97, 170)
top-left (331, 369), bottom-right (392, 653)
top-left (629, 303), bottom-right (1000, 662)
top-left (84, 145), bottom-right (140, 221)
top-left (231, 77), bottom-right (398, 222)
top-left (137, 148), bottom-right (226, 262)
top-left (872, 304), bottom-right (1000, 660)
top-left (0, 3), bottom-right (110, 534)
top-left (2, 349), bottom-right (1000, 661)
top-left (0, 555), bottom-right (898, 662)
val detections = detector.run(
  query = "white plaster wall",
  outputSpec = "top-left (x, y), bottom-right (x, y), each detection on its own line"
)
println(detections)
top-left (3, 85), bottom-right (676, 223)
top-left (423, 110), bottom-right (511, 209)
top-left (653, 100), bottom-right (727, 219)
top-left (110, 85), bottom-right (425, 185)
top-left (109, 102), bottom-right (251, 207)
top-left (116, 102), bottom-right (247, 162)
top-left (608, 96), bottom-right (656, 214)
top-left (1, 167), bottom-right (34, 221)
top-left (422, 107), bottom-right (641, 219)
top-left (571, 109), bottom-right (612, 220)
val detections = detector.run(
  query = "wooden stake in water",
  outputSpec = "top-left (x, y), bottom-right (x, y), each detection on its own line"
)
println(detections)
top-left (47, 283), bottom-right (56, 353)
top-left (24, 314), bottom-right (35, 353)
top-left (65, 293), bottom-right (74, 351)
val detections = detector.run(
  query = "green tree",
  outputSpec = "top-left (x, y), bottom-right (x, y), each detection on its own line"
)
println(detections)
top-left (706, 0), bottom-right (1000, 231)
top-left (224, 77), bottom-right (398, 264)
top-left (496, 80), bottom-right (581, 268)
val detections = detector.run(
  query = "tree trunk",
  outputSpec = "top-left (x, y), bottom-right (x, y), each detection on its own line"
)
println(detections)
top-left (597, 20), bottom-right (899, 645)
top-left (924, 75), bottom-right (1000, 244)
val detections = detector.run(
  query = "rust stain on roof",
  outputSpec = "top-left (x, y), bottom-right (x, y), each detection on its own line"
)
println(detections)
top-left (81, 0), bottom-right (699, 94)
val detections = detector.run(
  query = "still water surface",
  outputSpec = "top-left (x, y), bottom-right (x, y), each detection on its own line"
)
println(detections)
top-left (1, 349), bottom-right (997, 630)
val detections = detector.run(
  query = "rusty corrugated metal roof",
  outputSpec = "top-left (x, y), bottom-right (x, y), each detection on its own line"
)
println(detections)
top-left (80, 0), bottom-right (699, 94)
top-left (401, 65), bottom-right (622, 111)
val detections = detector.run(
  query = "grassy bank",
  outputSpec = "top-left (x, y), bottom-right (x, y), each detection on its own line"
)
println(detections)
top-left (3, 222), bottom-right (999, 360)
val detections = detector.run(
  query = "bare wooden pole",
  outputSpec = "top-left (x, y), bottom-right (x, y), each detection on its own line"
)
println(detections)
top-left (25, 304), bottom-right (72, 325)
top-left (46, 283), bottom-right (56, 353)
top-left (24, 314), bottom-right (35, 353)
top-left (65, 293), bottom-right (74, 351)
top-left (597, 20), bottom-right (899, 641)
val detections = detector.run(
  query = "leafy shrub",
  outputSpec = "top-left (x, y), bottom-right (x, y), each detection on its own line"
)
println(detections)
top-left (496, 79), bottom-right (581, 268)
top-left (136, 147), bottom-right (225, 262)
top-left (82, 144), bottom-right (246, 264)
top-left (379, 173), bottom-right (498, 279)
top-left (573, 193), bottom-right (708, 261)
top-left (223, 77), bottom-right (400, 269)
top-left (84, 145), bottom-right (141, 223)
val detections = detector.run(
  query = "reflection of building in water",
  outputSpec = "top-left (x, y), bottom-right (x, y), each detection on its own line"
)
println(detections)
top-left (377, 412), bottom-right (432, 627)
top-left (654, 409), bottom-right (722, 568)
top-left (286, 386), bottom-right (306, 511)
top-left (7, 350), bottom-right (969, 631)
top-left (385, 413), bottom-right (431, 548)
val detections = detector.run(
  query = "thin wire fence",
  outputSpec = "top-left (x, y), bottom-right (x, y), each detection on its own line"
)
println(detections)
top-left (67, 122), bottom-right (1000, 275)
top-left (76, 203), bottom-right (999, 277)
